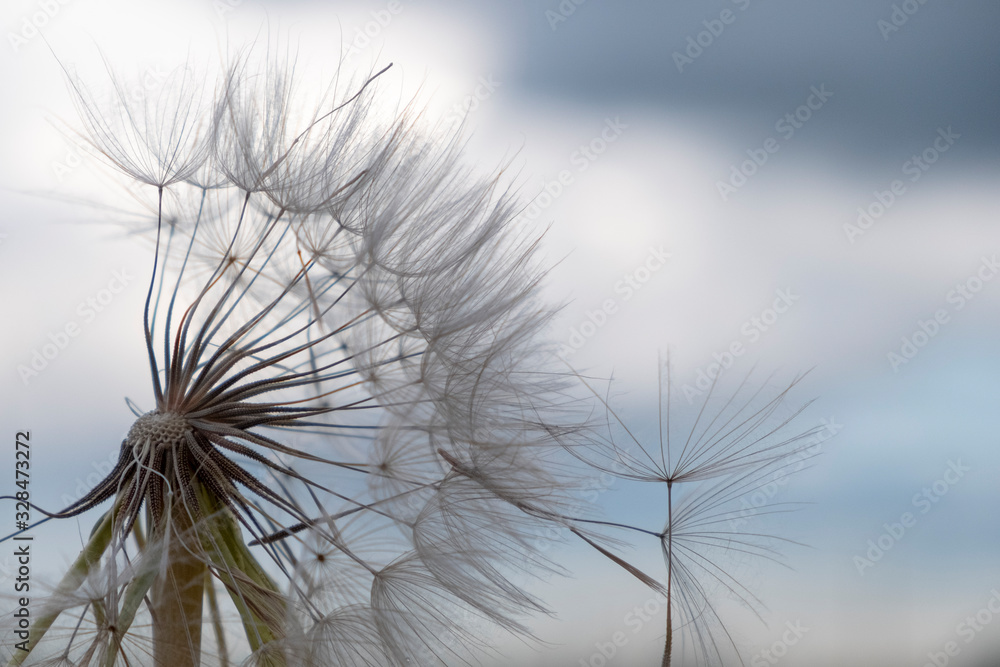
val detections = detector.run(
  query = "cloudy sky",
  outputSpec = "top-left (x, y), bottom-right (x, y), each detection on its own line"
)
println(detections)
top-left (1, 1), bottom-right (999, 665)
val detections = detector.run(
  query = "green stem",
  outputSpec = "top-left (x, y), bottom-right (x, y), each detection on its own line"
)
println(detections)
top-left (151, 493), bottom-right (207, 667)
top-left (196, 485), bottom-right (286, 666)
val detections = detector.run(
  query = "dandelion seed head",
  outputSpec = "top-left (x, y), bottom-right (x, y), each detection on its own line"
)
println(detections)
top-left (127, 411), bottom-right (190, 452)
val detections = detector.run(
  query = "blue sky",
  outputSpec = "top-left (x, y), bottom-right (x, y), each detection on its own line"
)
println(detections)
top-left (1, 1), bottom-right (999, 665)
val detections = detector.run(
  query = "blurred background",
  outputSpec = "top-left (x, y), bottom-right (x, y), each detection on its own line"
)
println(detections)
top-left (1, 1), bottom-right (998, 665)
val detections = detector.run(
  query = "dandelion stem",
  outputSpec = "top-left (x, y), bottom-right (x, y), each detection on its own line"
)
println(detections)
top-left (146, 186), bottom-right (166, 405)
top-left (196, 484), bottom-right (286, 662)
top-left (152, 493), bottom-right (206, 667)
top-left (663, 481), bottom-right (673, 667)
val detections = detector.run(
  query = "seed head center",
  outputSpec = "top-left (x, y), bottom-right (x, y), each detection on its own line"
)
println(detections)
top-left (127, 411), bottom-right (189, 452)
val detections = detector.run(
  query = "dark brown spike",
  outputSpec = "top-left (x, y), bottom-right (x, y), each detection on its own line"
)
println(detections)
top-left (49, 441), bottom-right (136, 519)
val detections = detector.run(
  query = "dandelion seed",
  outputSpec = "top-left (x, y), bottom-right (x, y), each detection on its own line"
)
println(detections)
top-left (570, 356), bottom-right (823, 666)
top-left (59, 55), bottom-right (214, 189)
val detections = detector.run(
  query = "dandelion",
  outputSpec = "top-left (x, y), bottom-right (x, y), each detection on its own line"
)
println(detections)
top-left (570, 356), bottom-right (823, 666)
top-left (3, 45), bottom-right (586, 667)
